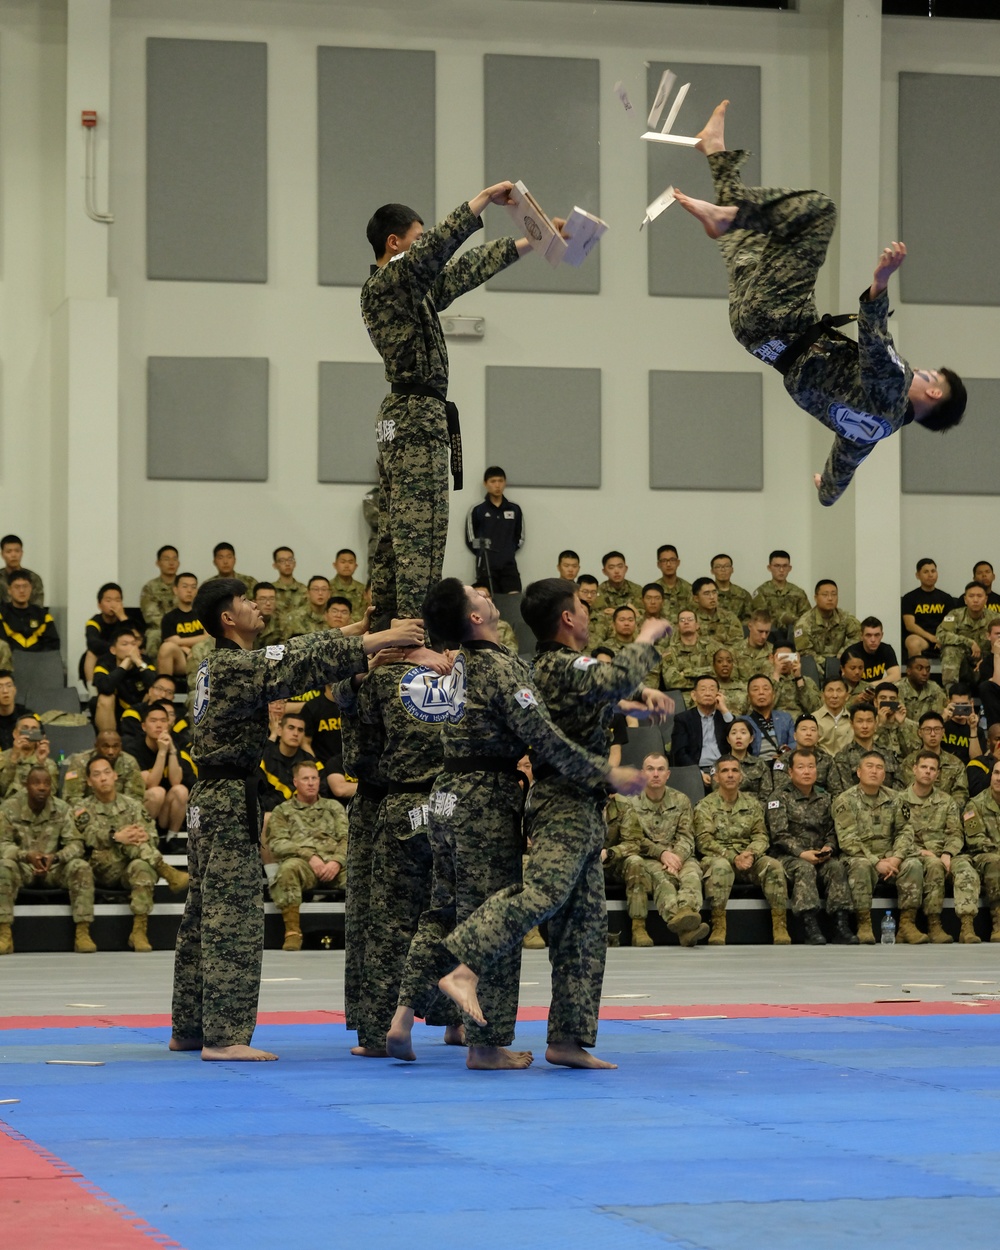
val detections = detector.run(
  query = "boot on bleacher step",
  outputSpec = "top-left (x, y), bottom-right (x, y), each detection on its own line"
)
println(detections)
top-left (897, 909), bottom-right (928, 944)
top-left (771, 909), bottom-right (791, 945)
top-left (832, 911), bottom-right (859, 945)
top-left (707, 910), bottom-right (726, 945)
top-left (959, 914), bottom-right (981, 944)
top-left (74, 922), bottom-right (97, 953)
top-left (522, 926), bottom-right (546, 950)
top-left (992, 907), bottom-right (1000, 942)
top-left (281, 905), bottom-right (303, 952)
top-left (157, 859), bottom-right (189, 893)
top-left (926, 914), bottom-right (953, 943)
top-left (630, 918), bottom-right (654, 947)
top-left (0, 922), bottom-right (12, 955)
top-left (855, 911), bottom-right (875, 945)
top-left (801, 911), bottom-right (826, 945)
top-left (128, 915), bottom-right (152, 952)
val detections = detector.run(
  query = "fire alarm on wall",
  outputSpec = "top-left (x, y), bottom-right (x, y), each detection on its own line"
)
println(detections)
top-left (81, 110), bottom-right (98, 127)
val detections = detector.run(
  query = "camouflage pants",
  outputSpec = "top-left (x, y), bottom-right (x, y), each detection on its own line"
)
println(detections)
top-left (444, 781), bottom-right (608, 1048)
top-left (399, 772), bottom-right (523, 1048)
top-left (701, 854), bottom-right (787, 911)
top-left (0, 858), bottom-right (94, 923)
top-left (171, 780), bottom-right (264, 1049)
top-left (896, 853), bottom-right (980, 917)
top-left (969, 853), bottom-right (1000, 906)
top-left (777, 854), bottom-right (852, 915)
top-left (624, 854), bottom-right (703, 921)
top-left (344, 794), bottom-right (381, 1032)
top-left (939, 645), bottom-right (974, 691)
top-left (356, 794), bottom-right (458, 1050)
top-left (370, 395), bottom-right (450, 621)
top-left (846, 857), bottom-right (895, 913)
top-left (93, 857), bottom-right (158, 916)
top-left (269, 856), bottom-right (346, 910)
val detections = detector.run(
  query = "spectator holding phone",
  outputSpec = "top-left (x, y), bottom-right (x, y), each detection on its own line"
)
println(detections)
top-left (0, 715), bottom-right (58, 799)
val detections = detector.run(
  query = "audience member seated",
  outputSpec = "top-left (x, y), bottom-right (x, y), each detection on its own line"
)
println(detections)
top-left (764, 748), bottom-right (858, 945)
top-left (793, 580), bottom-right (862, 668)
top-left (828, 703), bottom-right (902, 796)
top-left (0, 765), bottom-right (95, 955)
top-left (84, 582), bottom-right (130, 684)
top-left (900, 711), bottom-right (969, 799)
top-left (814, 677), bottom-right (853, 757)
top-left (271, 547), bottom-right (308, 620)
top-left (637, 584), bottom-right (673, 651)
top-left (619, 752), bottom-right (709, 948)
top-left (603, 606), bottom-right (639, 655)
top-left (94, 623), bottom-right (156, 733)
top-left (594, 551), bottom-right (644, 618)
top-left (575, 575), bottom-right (605, 650)
top-left (731, 611), bottom-right (773, 683)
top-left (120, 673), bottom-right (186, 748)
top-left (556, 550), bottom-right (580, 582)
top-left (0, 715), bottom-right (59, 798)
top-left (601, 792), bottom-right (636, 921)
top-left (282, 577), bottom-right (330, 637)
top-left (331, 549), bottom-right (367, 620)
top-left (901, 558), bottom-right (952, 659)
top-left (259, 711), bottom-right (321, 825)
top-left (691, 577), bottom-right (743, 647)
top-left (471, 583), bottom-right (518, 653)
top-left (839, 652), bottom-right (867, 704)
top-left (973, 560), bottom-right (1000, 612)
top-left (129, 702), bottom-right (193, 836)
top-left (771, 645), bottom-right (821, 715)
top-left (71, 756), bottom-right (189, 952)
top-left (939, 685), bottom-right (981, 767)
top-left (891, 752), bottom-right (979, 944)
top-left (139, 545), bottom-right (179, 654)
top-left (267, 761), bottom-right (349, 951)
top-left (832, 750), bottom-right (903, 943)
top-left (156, 573), bottom-right (209, 677)
top-left (772, 714), bottom-right (832, 792)
top-left (938, 581), bottom-right (991, 689)
top-left (711, 648), bottom-right (747, 714)
top-left (0, 570), bottom-right (60, 653)
top-left (300, 684), bottom-right (349, 795)
top-left (695, 754), bottom-right (789, 945)
top-left (325, 596), bottom-right (354, 631)
top-left (960, 759), bottom-right (1000, 941)
top-left (0, 535), bottom-right (44, 607)
top-left (744, 675), bottom-right (795, 763)
top-left (975, 620), bottom-right (1000, 729)
top-left (205, 542), bottom-right (256, 596)
top-left (750, 550), bottom-right (810, 645)
top-left (722, 717), bottom-right (772, 799)
top-left (709, 554), bottom-right (753, 623)
top-left (657, 610), bottom-right (714, 701)
top-left (251, 582), bottom-right (284, 648)
top-left (967, 725), bottom-right (1000, 799)
top-left (898, 654), bottom-right (947, 723)
top-left (841, 617), bottom-right (900, 684)
top-left (671, 674), bottom-right (733, 789)
top-left (62, 730), bottom-right (146, 805)
top-left (654, 544), bottom-right (694, 623)
top-left (871, 682), bottom-right (920, 760)
top-left (0, 672), bottom-right (28, 751)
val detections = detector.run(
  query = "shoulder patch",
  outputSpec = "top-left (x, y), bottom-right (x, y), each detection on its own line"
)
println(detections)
top-left (572, 655), bottom-right (598, 670)
top-left (793, 628), bottom-right (803, 638)
top-left (768, 800), bottom-right (780, 809)
top-left (514, 688), bottom-right (538, 710)
top-left (399, 658), bottom-right (466, 725)
top-left (772, 761), bottom-right (785, 771)
top-left (963, 810), bottom-right (975, 820)
top-left (193, 660), bottom-right (210, 725)
top-left (265, 645), bottom-right (286, 661)
top-left (899, 803), bottom-right (910, 821)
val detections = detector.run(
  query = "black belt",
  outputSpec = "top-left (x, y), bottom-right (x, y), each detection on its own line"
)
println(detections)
top-left (386, 777), bottom-right (437, 794)
top-left (443, 755), bottom-right (523, 774)
top-left (356, 780), bottom-right (388, 802)
top-left (194, 763), bottom-right (260, 841)
top-left (754, 313), bottom-right (858, 376)
top-left (390, 382), bottom-right (463, 490)
top-left (533, 760), bottom-right (609, 803)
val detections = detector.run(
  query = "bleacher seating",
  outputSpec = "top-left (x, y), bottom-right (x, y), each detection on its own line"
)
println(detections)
top-left (12, 651), bottom-right (66, 706)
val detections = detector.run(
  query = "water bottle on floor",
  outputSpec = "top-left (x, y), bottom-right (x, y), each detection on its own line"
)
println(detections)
top-left (880, 911), bottom-right (896, 945)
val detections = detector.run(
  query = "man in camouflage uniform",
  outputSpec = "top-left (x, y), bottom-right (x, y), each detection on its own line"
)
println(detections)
top-left (695, 754), bottom-right (789, 945)
top-left (765, 748), bottom-right (858, 944)
top-left (750, 552), bottom-right (810, 644)
top-left (269, 547), bottom-right (308, 622)
top-left (390, 579), bottom-right (642, 1070)
top-left (169, 577), bottom-right (419, 1062)
top-left (0, 715), bottom-right (59, 799)
top-left (267, 759), bottom-right (348, 951)
top-left (770, 645), bottom-right (822, 716)
top-left (203, 543), bottom-right (256, 598)
top-left (900, 711), bottom-right (969, 801)
top-left (937, 582), bottom-right (992, 689)
top-left (654, 546), bottom-right (694, 623)
top-left (362, 189), bottom-right (526, 623)
top-left (961, 758), bottom-right (1000, 942)
top-left (832, 751), bottom-right (907, 943)
top-left (602, 791), bottom-right (638, 938)
top-left (281, 577), bottom-right (331, 639)
top-left (593, 552), bottom-right (644, 618)
top-left (62, 730), bottom-right (145, 805)
top-left (421, 579), bottom-right (665, 1069)
top-left (140, 544), bottom-right (179, 654)
top-left (892, 752), bottom-right (980, 943)
top-left (771, 715), bottom-right (832, 793)
top-left (691, 578), bottom-right (743, 648)
top-left (73, 756), bottom-right (188, 952)
top-left (828, 704), bottom-right (903, 797)
top-left (793, 581), bottom-right (862, 668)
top-left (710, 555), bottom-right (753, 624)
top-left (710, 649), bottom-right (748, 716)
top-left (676, 100), bottom-right (965, 508)
top-left (731, 612), bottom-right (774, 684)
top-left (0, 766), bottom-right (94, 954)
top-left (658, 610), bottom-right (715, 703)
top-left (330, 550), bottom-right (368, 621)
top-left (619, 754), bottom-right (708, 948)
top-left (897, 655), bottom-right (947, 723)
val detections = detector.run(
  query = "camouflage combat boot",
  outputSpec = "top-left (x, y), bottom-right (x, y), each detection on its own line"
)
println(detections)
top-left (678, 921), bottom-right (710, 947)
top-left (522, 926), bottom-right (546, 950)
top-left (897, 909), bottom-right (928, 944)
top-left (74, 922), bottom-right (97, 953)
top-left (157, 859), bottom-right (190, 893)
top-left (281, 905), bottom-right (303, 952)
top-left (128, 915), bottom-right (152, 953)
top-left (959, 915), bottom-right (981, 944)
top-left (855, 911), bottom-right (875, 945)
top-left (770, 909), bottom-right (791, 945)
top-left (992, 907), bottom-right (1000, 943)
top-left (708, 909), bottom-right (727, 946)
top-left (0, 922), bottom-right (12, 955)
top-left (631, 918), bottom-right (654, 947)
top-left (926, 914), bottom-right (953, 944)
top-left (666, 907), bottom-right (702, 937)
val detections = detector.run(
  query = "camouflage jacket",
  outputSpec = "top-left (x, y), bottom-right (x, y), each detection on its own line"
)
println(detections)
top-left (330, 676), bottom-right (384, 788)
top-left (139, 578), bottom-right (177, 630)
top-left (273, 580), bottom-right (308, 619)
top-left (604, 793), bottom-right (637, 864)
top-left (694, 789), bottom-right (768, 862)
top-left (828, 740), bottom-right (903, 797)
top-left (730, 638), bottom-right (773, 684)
top-left (267, 794), bottom-right (348, 865)
top-left (936, 607), bottom-right (991, 655)
top-left (896, 677), bottom-right (947, 723)
top-left (497, 619), bottom-right (519, 654)
top-left (658, 638), bottom-right (715, 694)
top-left (792, 607), bottom-right (862, 660)
top-left (750, 581), bottom-right (810, 631)
top-left (594, 579), bottom-right (645, 615)
top-left (655, 578), bottom-right (694, 622)
top-left (72, 793), bottom-right (157, 876)
top-left (619, 789), bottom-right (695, 861)
top-left (890, 783), bottom-right (964, 857)
top-left (0, 749), bottom-right (59, 799)
top-left (772, 674), bottom-right (822, 716)
top-left (280, 607), bottom-right (328, 639)
top-left (716, 583), bottom-right (753, 623)
top-left (765, 785), bottom-right (837, 857)
top-left (961, 789), bottom-right (1000, 856)
top-left (62, 750), bottom-right (145, 805)
top-left (771, 751), bottom-right (831, 794)
top-left (693, 607), bottom-right (743, 647)
top-left (330, 576), bottom-right (367, 621)
top-left (900, 748), bottom-right (969, 801)
top-left (358, 660), bottom-right (446, 786)
top-left (0, 792), bottom-right (81, 863)
top-left (832, 784), bottom-right (906, 864)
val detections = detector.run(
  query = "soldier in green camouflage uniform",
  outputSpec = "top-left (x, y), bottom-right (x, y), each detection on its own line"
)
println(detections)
top-left (898, 711), bottom-right (969, 801)
top-left (281, 578), bottom-right (330, 639)
top-left (695, 755), bottom-right (789, 945)
top-left (771, 647), bottom-right (822, 715)
top-left (750, 554), bottom-right (810, 644)
top-left (331, 551), bottom-right (368, 621)
top-left (710, 556), bottom-right (753, 623)
top-left (937, 584), bottom-right (992, 689)
top-left (140, 545), bottom-right (179, 654)
top-left (471, 583), bottom-right (519, 654)
top-left (362, 191), bottom-right (524, 621)
top-left (61, 731), bottom-right (145, 805)
top-left (654, 547), bottom-right (693, 623)
top-left (961, 758), bottom-right (1000, 942)
top-left (710, 649), bottom-right (748, 716)
top-left (678, 102), bottom-right (965, 508)
top-left (764, 748), bottom-right (858, 943)
top-left (832, 752), bottom-right (908, 943)
top-left (892, 752), bottom-right (980, 944)
top-left (729, 613), bottom-right (773, 684)
top-left (593, 553), bottom-right (644, 618)
top-left (658, 610), bottom-right (715, 703)
top-left (792, 585), bottom-right (862, 666)
top-left (828, 705), bottom-right (903, 796)
top-left (0, 766), bottom-right (95, 954)
top-left (271, 548), bottom-right (308, 621)
top-left (898, 658), bottom-right (947, 723)
top-left (691, 579), bottom-right (744, 648)
top-left (602, 792), bottom-right (638, 926)
top-left (0, 719), bottom-right (59, 799)
top-left (170, 578), bottom-right (418, 1061)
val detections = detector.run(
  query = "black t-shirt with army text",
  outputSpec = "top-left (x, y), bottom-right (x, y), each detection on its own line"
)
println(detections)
top-left (160, 608), bottom-right (205, 640)
top-left (843, 640), bottom-right (898, 683)
top-left (900, 588), bottom-right (953, 642)
top-left (300, 691), bottom-right (343, 767)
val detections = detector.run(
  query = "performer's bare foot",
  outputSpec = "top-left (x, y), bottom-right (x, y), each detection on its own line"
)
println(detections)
top-left (813, 473), bottom-right (822, 492)
top-left (386, 1006), bottom-right (416, 1061)
top-left (545, 1041), bottom-right (618, 1070)
top-left (168, 1036), bottom-right (202, 1051)
top-left (695, 99), bottom-right (729, 155)
top-left (466, 1045), bottom-right (533, 1070)
top-left (673, 190), bottom-right (738, 240)
top-left (201, 1044), bottom-right (278, 1061)
top-left (350, 1045), bottom-right (388, 1058)
top-left (438, 964), bottom-right (486, 1027)
top-left (444, 1023), bottom-right (466, 1046)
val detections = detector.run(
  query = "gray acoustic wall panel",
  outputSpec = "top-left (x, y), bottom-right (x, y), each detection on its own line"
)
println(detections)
top-left (649, 370), bottom-right (762, 490)
top-left (646, 64), bottom-right (761, 298)
top-left (485, 366), bottom-right (601, 487)
top-left (484, 55), bottom-right (600, 295)
top-left (146, 38), bottom-right (267, 283)
top-left (899, 73), bottom-right (1000, 306)
top-left (318, 47), bottom-right (435, 288)
top-left (901, 377), bottom-right (1000, 494)
top-left (147, 357), bottom-right (269, 480)
top-left (318, 362), bottom-right (384, 484)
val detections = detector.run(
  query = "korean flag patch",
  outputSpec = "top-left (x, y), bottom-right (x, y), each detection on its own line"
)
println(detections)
top-left (768, 800), bottom-right (780, 810)
top-left (514, 688), bottom-right (538, 710)
top-left (573, 656), bottom-right (597, 670)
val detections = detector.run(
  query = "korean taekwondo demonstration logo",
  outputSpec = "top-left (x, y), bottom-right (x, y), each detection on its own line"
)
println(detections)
top-left (399, 652), bottom-right (467, 724)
